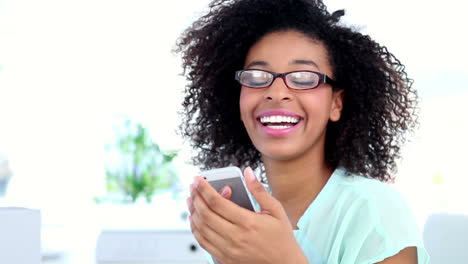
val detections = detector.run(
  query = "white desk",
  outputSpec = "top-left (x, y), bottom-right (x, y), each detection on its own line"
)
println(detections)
top-left (0, 207), bottom-right (41, 264)
top-left (41, 229), bottom-right (207, 264)
top-left (96, 229), bottom-right (206, 263)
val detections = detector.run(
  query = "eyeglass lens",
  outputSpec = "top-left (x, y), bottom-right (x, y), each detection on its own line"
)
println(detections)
top-left (239, 70), bottom-right (320, 89)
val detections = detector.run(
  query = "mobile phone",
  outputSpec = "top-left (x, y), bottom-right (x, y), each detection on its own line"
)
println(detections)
top-left (199, 166), bottom-right (257, 264)
top-left (200, 166), bottom-right (256, 212)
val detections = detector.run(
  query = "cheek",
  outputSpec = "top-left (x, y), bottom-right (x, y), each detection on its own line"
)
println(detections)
top-left (302, 90), bottom-right (334, 119)
top-left (239, 88), bottom-right (252, 121)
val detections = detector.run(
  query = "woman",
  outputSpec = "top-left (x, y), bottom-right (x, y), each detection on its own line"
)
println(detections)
top-left (175, 0), bottom-right (430, 263)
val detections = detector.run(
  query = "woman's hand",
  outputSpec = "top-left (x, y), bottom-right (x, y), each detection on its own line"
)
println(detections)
top-left (187, 167), bottom-right (308, 264)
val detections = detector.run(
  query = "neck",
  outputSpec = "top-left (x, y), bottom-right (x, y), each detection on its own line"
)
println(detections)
top-left (262, 148), bottom-right (333, 227)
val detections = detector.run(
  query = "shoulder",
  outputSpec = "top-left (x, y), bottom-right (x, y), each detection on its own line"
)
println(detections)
top-left (295, 168), bottom-right (429, 264)
top-left (332, 168), bottom-right (415, 230)
top-left (333, 168), bottom-right (409, 213)
top-left (327, 168), bottom-right (428, 263)
top-left (306, 168), bottom-right (411, 228)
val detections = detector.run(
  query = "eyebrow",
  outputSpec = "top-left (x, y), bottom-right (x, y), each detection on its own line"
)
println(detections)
top-left (245, 61), bottom-right (268, 68)
top-left (245, 59), bottom-right (320, 69)
top-left (290, 59), bottom-right (319, 69)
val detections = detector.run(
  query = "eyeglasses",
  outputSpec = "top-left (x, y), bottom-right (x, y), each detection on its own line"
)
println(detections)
top-left (235, 69), bottom-right (337, 90)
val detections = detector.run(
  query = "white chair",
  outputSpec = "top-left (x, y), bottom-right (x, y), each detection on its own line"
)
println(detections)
top-left (423, 213), bottom-right (468, 263)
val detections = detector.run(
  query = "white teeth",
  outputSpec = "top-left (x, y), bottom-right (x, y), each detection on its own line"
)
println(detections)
top-left (260, 115), bottom-right (300, 124)
top-left (267, 125), bottom-right (293, 130)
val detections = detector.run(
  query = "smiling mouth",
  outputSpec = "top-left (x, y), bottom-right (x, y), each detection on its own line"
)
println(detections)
top-left (258, 115), bottom-right (301, 130)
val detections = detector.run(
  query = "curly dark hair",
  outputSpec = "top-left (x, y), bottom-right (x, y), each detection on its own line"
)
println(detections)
top-left (174, 0), bottom-right (418, 182)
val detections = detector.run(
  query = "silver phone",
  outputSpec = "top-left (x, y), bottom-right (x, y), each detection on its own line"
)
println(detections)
top-left (200, 166), bottom-right (257, 264)
top-left (200, 166), bottom-right (256, 212)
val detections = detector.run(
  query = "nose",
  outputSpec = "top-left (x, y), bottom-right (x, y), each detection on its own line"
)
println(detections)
top-left (264, 77), bottom-right (292, 101)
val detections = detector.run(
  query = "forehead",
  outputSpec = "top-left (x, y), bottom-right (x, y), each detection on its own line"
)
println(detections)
top-left (244, 30), bottom-right (332, 72)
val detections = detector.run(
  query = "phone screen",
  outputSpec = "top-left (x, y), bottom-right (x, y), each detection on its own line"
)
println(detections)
top-left (208, 177), bottom-right (255, 211)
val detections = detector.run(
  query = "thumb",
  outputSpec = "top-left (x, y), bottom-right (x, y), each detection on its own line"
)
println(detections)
top-left (244, 167), bottom-right (284, 219)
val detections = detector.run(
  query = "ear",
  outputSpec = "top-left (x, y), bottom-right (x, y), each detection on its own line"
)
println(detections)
top-left (329, 89), bottom-right (344, 122)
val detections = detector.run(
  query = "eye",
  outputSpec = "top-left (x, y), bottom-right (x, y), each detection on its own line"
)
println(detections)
top-left (292, 80), bottom-right (316, 85)
top-left (287, 72), bottom-right (319, 88)
top-left (240, 70), bottom-right (272, 87)
top-left (249, 80), bottom-right (270, 86)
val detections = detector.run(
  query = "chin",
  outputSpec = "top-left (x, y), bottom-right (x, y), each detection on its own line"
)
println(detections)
top-left (258, 144), bottom-right (304, 162)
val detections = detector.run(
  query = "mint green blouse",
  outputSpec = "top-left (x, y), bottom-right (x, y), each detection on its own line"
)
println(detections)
top-left (206, 167), bottom-right (430, 264)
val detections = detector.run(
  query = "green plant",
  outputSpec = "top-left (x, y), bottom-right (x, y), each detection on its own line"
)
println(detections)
top-left (105, 120), bottom-right (179, 203)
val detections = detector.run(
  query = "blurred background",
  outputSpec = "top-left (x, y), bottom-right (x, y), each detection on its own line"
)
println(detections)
top-left (0, 0), bottom-right (467, 263)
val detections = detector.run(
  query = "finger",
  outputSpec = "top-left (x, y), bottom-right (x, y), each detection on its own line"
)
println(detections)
top-left (189, 215), bottom-right (226, 262)
top-left (186, 197), bottom-right (194, 215)
top-left (190, 183), bottom-right (195, 195)
top-left (190, 205), bottom-right (229, 249)
top-left (194, 176), bottom-right (255, 225)
top-left (244, 167), bottom-right (284, 219)
top-left (192, 188), bottom-right (236, 235)
top-left (190, 208), bottom-right (226, 246)
top-left (220, 185), bottom-right (232, 199)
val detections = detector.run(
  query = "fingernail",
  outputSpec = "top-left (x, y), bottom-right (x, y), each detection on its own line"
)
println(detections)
top-left (194, 177), bottom-right (200, 188)
top-left (189, 183), bottom-right (194, 193)
top-left (220, 186), bottom-right (229, 197)
top-left (246, 167), bottom-right (256, 182)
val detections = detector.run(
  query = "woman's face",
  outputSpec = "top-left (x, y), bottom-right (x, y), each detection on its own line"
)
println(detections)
top-left (239, 30), bottom-right (343, 163)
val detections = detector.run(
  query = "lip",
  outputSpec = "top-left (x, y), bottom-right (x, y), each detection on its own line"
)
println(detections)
top-left (256, 110), bottom-right (303, 119)
top-left (256, 109), bottom-right (303, 137)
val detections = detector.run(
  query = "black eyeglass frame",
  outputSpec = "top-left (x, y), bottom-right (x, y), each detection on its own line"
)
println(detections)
top-left (235, 69), bottom-right (337, 90)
